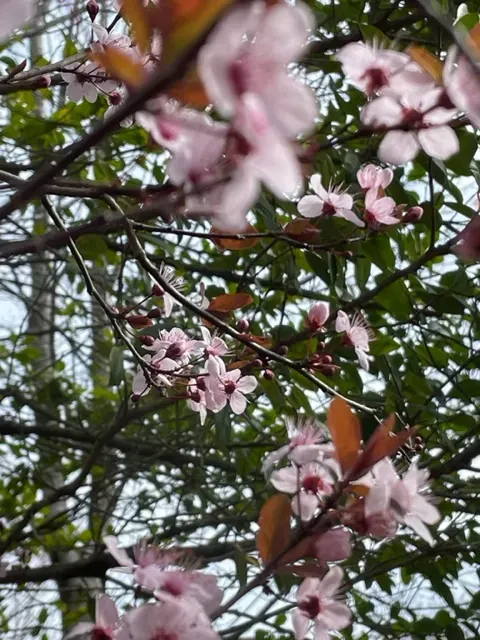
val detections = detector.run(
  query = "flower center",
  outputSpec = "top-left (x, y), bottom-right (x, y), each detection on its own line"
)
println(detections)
top-left (302, 475), bottom-right (325, 493)
top-left (93, 629), bottom-right (112, 640)
top-left (153, 632), bottom-right (177, 640)
top-left (322, 201), bottom-right (337, 216)
top-left (165, 342), bottom-right (186, 359)
top-left (224, 380), bottom-right (237, 395)
top-left (230, 58), bottom-right (250, 96)
top-left (402, 107), bottom-right (423, 127)
top-left (299, 595), bottom-right (321, 619)
top-left (363, 67), bottom-right (389, 94)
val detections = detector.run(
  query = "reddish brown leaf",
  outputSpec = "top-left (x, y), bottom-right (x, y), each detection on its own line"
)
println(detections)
top-left (283, 219), bottom-right (320, 243)
top-left (327, 397), bottom-right (362, 474)
top-left (350, 416), bottom-right (416, 480)
top-left (406, 45), bottom-right (443, 83)
top-left (211, 223), bottom-right (260, 251)
top-left (469, 24), bottom-right (480, 50)
top-left (122, 0), bottom-right (152, 53)
top-left (227, 359), bottom-right (253, 370)
top-left (242, 333), bottom-right (273, 348)
top-left (208, 293), bottom-right (254, 313)
top-left (257, 494), bottom-right (292, 563)
top-left (277, 561), bottom-right (326, 578)
top-left (91, 49), bottom-right (147, 87)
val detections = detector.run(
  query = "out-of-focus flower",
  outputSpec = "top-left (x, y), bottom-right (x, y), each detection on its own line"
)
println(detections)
top-left (262, 416), bottom-right (332, 475)
top-left (298, 175), bottom-right (364, 227)
top-left (122, 602), bottom-right (220, 640)
top-left (361, 88), bottom-right (459, 164)
top-left (62, 62), bottom-right (118, 103)
top-left (335, 310), bottom-right (374, 371)
top-left (0, 0), bottom-right (33, 40)
top-left (364, 187), bottom-right (400, 227)
top-left (306, 302), bottom-right (330, 331)
top-left (105, 89), bottom-right (134, 127)
top-left (90, 24), bottom-right (131, 53)
top-left (445, 51), bottom-right (480, 128)
top-left (453, 215), bottom-right (480, 261)
top-left (154, 570), bottom-right (223, 615)
top-left (357, 163), bottom-right (393, 190)
top-left (271, 461), bottom-right (338, 521)
top-left (199, 0), bottom-right (317, 138)
top-left (66, 594), bottom-right (120, 639)
top-left (132, 355), bottom-right (173, 398)
top-left (292, 567), bottom-right (351, 640)
top-left (310, 528), bottom-right (352, 562)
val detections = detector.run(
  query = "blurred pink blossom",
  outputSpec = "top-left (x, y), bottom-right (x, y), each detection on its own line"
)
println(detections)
top-left (311, 528), bottom-right (352, 562)
top-left (357, 164), bottom-right (393, 190)
top-left (306, 302), bottom-right (330, 331)
top-left (66, 594), bottom-right (120, 639)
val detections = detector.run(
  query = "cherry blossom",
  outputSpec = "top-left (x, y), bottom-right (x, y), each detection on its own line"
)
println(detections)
top-left (445, 51), bottom-right (480, 128)
top-left (206, 356), bottom-right (257, 415)
top-left (62, 62), bottom-right (118, 104)
top-left (364, 187), bottom-right (400, 227)
top-left (361, 88), bottom-right (459, 165)
top-left (104, 536), bottom-right (180, 591)
top-left (122, 602), bottom-right (219, 640)
top-left (90, 24), bottom-right (131, 53)
top-left (0, 0), bottom-right (33, 40)
top-left (335, 310), bottom-right (374, 371)
top-left (262, 416), bottom-right (331, 475)
top-left (105, 89), bottom-right (134, 127)
top-left (199, 0), bottom-right (317, 137)
top-left (389, 462), bottom-right (440, 545)
top-left (66, 594), bottom-right (120, 639)
top-left (132, 355), bottom-right (173, 398)
top-left (154, 570), bottom-right (223, 615)
top-left (292, 567), bottom-right (351, 640)
top-left (357, 163), bottom-right (393, 190)
top-left (199, 327), bottom-right (229, 360)
top-left (151, 263), bottom-right (186, 318)
top-left (188, 377), bottom-right (208, 425)
top-left (311, 528), bottom-right (352, 563)
top-left (453, 215), bottom-right (480, 261)
top-left (270, 461), bottom-right (338, 521)
top-left (297, 175), bottom-right (364, 227)
top-left (306, 302), bottom-right (330, 331)
top-left (336, 42), bottom-right (410, 96)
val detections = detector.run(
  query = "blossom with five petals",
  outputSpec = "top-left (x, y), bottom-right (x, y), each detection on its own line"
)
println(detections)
top-left (206, 356), bottom-right (257, 415)
top-left (335, 310), bottom-right (374, 371)
top-left (297, 175), bottom-right (364, 227)
top-left (292, 567), bottom-right (351, 640)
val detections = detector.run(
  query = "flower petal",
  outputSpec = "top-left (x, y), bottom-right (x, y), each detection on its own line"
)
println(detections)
top-left (378, 131), bottom-right (420, 165)
top-left (298, 195), bottom-right (324, 218)
top-left (417, 125), bottom-right (459, 160)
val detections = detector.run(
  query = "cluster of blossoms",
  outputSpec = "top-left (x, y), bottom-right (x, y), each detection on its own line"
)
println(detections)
top-left (262, 416), bottom-right (440, 640)
top-left (336, 39), bottom-right (480, 165)
top-left (298, 163), bottom-right (423, 229)
top-left (67, 537), bottom-right (223, 640)
top-left (131, 322), bottom-right (257, 421)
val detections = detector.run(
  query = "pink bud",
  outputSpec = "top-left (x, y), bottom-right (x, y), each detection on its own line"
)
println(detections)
top-left (151, 284), bottom-right (165, 297)
top-left (310, 528), bottom-right (352, 561)
top-left (306, 302), bottom-right (329, 331)
top-left (403, 205), bottom-right (424, 223)
top-left (131, 393), bottom-right (141, 403)
top-left (86, 0), bottom-right (99, 21)
top-left (109, 90), bottom-right (123, 106)
top-left (263, 369), bottom-right (275, 381)
top-left (139, 335), bottom-right (155, 346)
top-left (236, 319), bottom-right (249, 333)
top-left (38, 75), bottom-right (51, 88)
top-left (147, 308), bottom-right (161, 319)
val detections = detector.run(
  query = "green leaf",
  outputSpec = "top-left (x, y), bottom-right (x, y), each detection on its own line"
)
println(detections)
top-left (108, 346), bottom-right (125, 387)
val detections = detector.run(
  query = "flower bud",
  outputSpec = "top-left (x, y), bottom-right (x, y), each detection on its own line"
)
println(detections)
top-left (151, 284), bottom-right (165, 297)
top-left (131, 393), bottom-right (141, 403)
top-left (403, 206), bottom-right (424, 223)
top-left (147, 308), bottom-right (162, 319)
top-left (253, 358), bottom-right (263, 368)
top-left (236, 318), bottom-right (249, 333)
top-left (317, 341), bottom-right (325, 352)
top-left (306, 302), bottom-right (329, 331)
top-left (86, 0), bottom-right (99, 21)
top-left (139, 334), bottom-right (155, 346)
top-left (263, 369), bottom-right (275, 381)
top-left (109, 90), bottom-right (123, 106)
top-left (196, 377), bottom-right (207, 391)
top-left (277, 345), bottom-right (288, 356)
top-left (38, 75), bottom-right (52, 88)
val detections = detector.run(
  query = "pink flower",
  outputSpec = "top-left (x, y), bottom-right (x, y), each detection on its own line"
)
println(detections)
top-left (390, 462), bottom-right (440, 545)
top-left (310, 528), bottom-right (352, 562)
top-left (0, 0), bottom-right (33, 39)
top-left (66, 594), bottom-right (120, 639)
top-left (188, 378), bottom-right (208, 425)
top-left (104, 536), bottom-right (179, 591)
top-left (357, 163), bottom-right (393, 190)
top-left (147, 328), bottom-right (202, 365)
top-left (361, 88), bottom-right (459, 165)
top-left (199, 1), bottom-right (317, 138)
top-left (453, 215), bottom-right (480, 261)
top-left (292, 567), bottom-right (351, 640)
top-left (122, 602), bottom-right (219, 640)
top-left (445, 51), bottom-right (480, 128)
top-left (132, 355), bottom-right (173, 398)
top-left (336, 42), bottom-right (410, 96)
top-left (150, 263), bottom-right (186, 318)
top-left (270, 462), bottom-right (338, 521)
top-left (335, 310), bottom-right (374, 371)
top-left (206, 356), bottom-right (257, 415)
top-left (262, 416), bottom-right (332, 475)
top-left (154, 571), bottom-right (223, 615)
top-left (364, 187), bottom-right (400, 227)
top-left (90, 24), bottom-right (131, 53)
top-left (306, 302), bottom-right (330, 331)
top-left (61, 62), bottom-right (118, 103)
top-left (298, 175), bottom-right (364, 227)
top-left (199, 327), bottom-right (229, 360)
